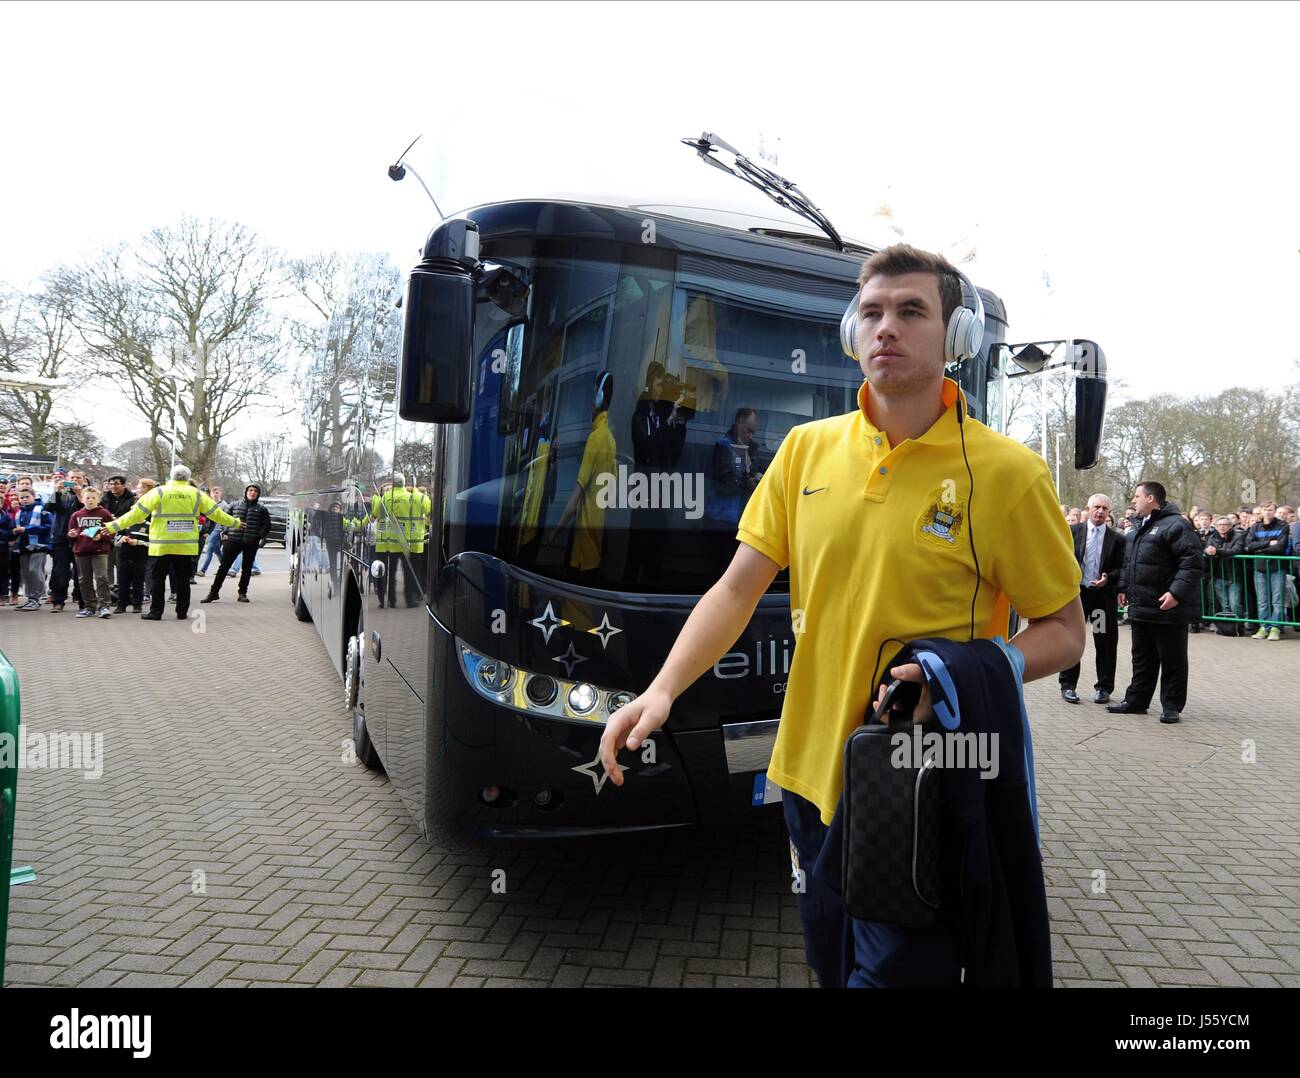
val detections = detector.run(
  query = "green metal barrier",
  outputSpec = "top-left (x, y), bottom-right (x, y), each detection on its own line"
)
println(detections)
top-left (1200, 554), bottom-right (1299, 632)
top-left (1, 647), bottom-right (24, 986)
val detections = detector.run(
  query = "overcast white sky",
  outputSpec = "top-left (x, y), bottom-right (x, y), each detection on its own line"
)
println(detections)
top-left (3, 0), bottom-right (1298, 452)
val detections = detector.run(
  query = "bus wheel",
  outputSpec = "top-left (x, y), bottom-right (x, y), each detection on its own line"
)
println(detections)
top-left (291, 554), bottom-right (311, 622)
top-left (352, 706), bottom-right (382, 771)
top-left (344, 631), bottom-right (362, 711)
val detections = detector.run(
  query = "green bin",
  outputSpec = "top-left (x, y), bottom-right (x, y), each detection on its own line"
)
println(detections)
top-left (1, 648), bottom-right (22, 985)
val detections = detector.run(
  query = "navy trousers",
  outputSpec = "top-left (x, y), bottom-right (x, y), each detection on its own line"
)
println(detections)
top-left (783, 788), bottom-right (964, 988)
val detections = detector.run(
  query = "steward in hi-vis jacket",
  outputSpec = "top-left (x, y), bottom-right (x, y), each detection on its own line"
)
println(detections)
top-left (105, 465), bottom-right (240, 621)
top-left (368, 473), bottom-right (431, 608)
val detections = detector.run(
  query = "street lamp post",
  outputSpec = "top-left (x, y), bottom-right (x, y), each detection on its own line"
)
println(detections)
top-left (1055, 431), bottom-right (1066, 496)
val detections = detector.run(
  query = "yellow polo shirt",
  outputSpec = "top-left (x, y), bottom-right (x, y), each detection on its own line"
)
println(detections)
top-left (737, 376), bottom-right (1081, 825)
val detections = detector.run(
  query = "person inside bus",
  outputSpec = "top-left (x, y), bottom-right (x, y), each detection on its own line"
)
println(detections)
top-left (518, 386), bottom-right (558, 561)
top-left (704, 407), bottom-right (765, 570)
top-left (598, 244), bottom-right (1085, 988)
top-left (626, 362), bottom-right (688, 584)
top-left (548, 371), bottom-right (616, 575)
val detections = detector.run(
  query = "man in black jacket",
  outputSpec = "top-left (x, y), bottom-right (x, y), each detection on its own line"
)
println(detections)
top-left (1060, 494), bottom-right (1126, 704)
top-left (200, 484), bottom-right (271, 603)
top-left (1204, 516), bottom-right (1246, 635)
top-left (1189, 512), bottom-right (1215, 633)
top-left (46, 467), bottom-right (86, 613)
top-left (1109, 481), bottom-right (1204, 724)
top-left (100, 475), bottom-right (135, 604)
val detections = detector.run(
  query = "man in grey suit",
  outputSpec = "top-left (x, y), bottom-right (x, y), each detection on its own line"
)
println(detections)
top-left (1060, 494), bottom-right (1126, 705)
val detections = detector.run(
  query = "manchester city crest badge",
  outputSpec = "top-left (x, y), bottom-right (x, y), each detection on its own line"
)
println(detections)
top-left (918, 494), bottom-right (965, 546)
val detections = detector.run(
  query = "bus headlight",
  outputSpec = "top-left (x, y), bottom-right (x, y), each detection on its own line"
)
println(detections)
top-left (526, 674), bottom-right (558, 707)
top-left (477, 660), bottom-right (513, 694)
top-left (458, 640), bottom-right (636, 725)
top-left (567, 683), bottom-right (598, 715)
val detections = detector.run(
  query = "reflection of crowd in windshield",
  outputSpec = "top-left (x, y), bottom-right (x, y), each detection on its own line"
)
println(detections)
top-left (517, 364), bottom-right (768, 583)
top-left (449, 250), bottom-right (859, 591)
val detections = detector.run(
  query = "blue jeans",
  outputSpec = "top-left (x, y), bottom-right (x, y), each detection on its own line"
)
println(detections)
top-left (1254, 566), bottom-right (1287, 625)
top-left (782, 789), bottom-right (963, 988)
top-left (1213, 578), bottom-right (1242, 619)
top-left (198, 530), bottom-right (223, 572)
top-left (228, 551), bottom-right (262, 574)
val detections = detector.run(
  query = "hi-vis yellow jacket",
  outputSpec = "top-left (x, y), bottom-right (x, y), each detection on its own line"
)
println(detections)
top-left (107, 480), bottom-right (240, 556)
top-left (369, 486), bottom-right (431, 554)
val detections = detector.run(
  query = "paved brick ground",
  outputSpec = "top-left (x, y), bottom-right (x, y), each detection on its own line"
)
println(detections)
top-left (3, 573), bottom-right (1298, 988)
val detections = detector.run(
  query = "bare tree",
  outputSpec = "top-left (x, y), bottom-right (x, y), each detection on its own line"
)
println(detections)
top-left (112, 437), bottom-right (163, 481)
top-left (236, 432), bottom-right (291, 494)
top-left (287, 252), bottom-right (401, 489)
top-left (392, 439), bottom-right (436, 487)
top-left (71, 217), bottom-right (285, 478)
top-left (0, 273), bottom-right (101, 462)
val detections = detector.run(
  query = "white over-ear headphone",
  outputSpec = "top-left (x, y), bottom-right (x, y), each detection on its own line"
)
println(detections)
top-left (840, 267), bottom-right (985, 366)
top-left (594, 370), bottom-right (613, 411)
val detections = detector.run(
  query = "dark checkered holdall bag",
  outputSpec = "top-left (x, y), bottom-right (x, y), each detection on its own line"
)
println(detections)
top-left (842, 678), bottom-right (942, 928)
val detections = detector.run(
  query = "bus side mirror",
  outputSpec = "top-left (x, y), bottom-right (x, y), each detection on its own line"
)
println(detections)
top-left (398, 265), bottom-right (474, 423)
top-left (1072, 341), bottom-right (1107, 470)
top-left (398, 219), bottom-right (481, 424)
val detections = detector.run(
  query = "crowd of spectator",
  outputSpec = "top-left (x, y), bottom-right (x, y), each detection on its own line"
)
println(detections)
top-left (0, 468), bottom-right (270, 617)
top-left (1061, 497), bottom-right (1299, 637)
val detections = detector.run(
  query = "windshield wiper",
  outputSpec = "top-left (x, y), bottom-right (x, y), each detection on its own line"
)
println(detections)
top-left (681, 132), bottom-right (845, 252)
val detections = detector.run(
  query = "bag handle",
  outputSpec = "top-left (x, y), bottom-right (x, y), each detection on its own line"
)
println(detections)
top-left (869, 677), bottom-right (921, 732)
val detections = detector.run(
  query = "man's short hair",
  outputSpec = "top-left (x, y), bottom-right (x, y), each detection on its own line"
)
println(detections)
top-left (107, 475), bottom-right (126, 483)
top-left (1136, 480), bottom-right (1166, 505)
top-left (857, 243), bottom-right (964, 325)
top-left (171, 464), bottom-right (192, 482)
top-left (81, 485), bottom-right (99, 495)
top-left (1261, 500), bottom-right (1277, 510)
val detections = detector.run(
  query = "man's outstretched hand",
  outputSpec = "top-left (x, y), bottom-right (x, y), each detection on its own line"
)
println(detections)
top-left (598, 687), bottom-right (673, 788)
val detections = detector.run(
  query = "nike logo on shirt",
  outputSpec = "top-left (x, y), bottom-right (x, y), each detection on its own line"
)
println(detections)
top-left (802, 487), bottom-right (827, 496)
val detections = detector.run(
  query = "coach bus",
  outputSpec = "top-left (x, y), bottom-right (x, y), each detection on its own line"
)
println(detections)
top-left (288, 156), bottom-right (1107, 847)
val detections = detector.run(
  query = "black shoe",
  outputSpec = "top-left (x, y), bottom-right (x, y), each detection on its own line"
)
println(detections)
top-left (141, 611), bottom-right (162, 620)
top-left (132, 605), bottom-right (143, 613)
top-left (201, 593), bottom-right (219, 603)
top-left (1106, 700), bottom-right (1147, 714)
top-left (1061, 688), bottom-right (1080, 704)
top-left (1159, 710), bottom-right (1181, 724)
top-left (113, 606), bottom-right (127, 614)
top-left (1093, 690), bottom-right (1111, 704)
top-left (237, 594), bottom-right (249, 603)
top-left (1189, 624), bottom-right (1202, 633)
top-left (177, 611), bottom-right (187, 619)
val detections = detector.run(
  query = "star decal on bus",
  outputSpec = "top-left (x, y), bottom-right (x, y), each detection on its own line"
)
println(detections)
top-left (552, 642), bottom-right (588, 677)
top-left (572, 752), bottom-right (627, 795)
top-left (530, 601), bottom-right (569, 645)
top-left (587, 613), bottom-right (622, 650)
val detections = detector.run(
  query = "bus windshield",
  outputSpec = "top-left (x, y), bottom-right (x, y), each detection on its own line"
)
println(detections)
top-left (444, 236), bottom-right (862, 593)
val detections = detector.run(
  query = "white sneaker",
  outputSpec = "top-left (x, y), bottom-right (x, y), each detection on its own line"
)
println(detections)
top-left (76, 607), bottom-right (94, 618)
top-left (98, 607), bottom-right (112, 619)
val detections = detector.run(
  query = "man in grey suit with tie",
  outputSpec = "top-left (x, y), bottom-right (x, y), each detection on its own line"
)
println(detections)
top-left (1060, 493), bottom-right (1127, 704)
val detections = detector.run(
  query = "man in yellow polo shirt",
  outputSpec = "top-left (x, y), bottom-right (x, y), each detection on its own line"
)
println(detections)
top-left (598, 244), bottom-right (1084, 987)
